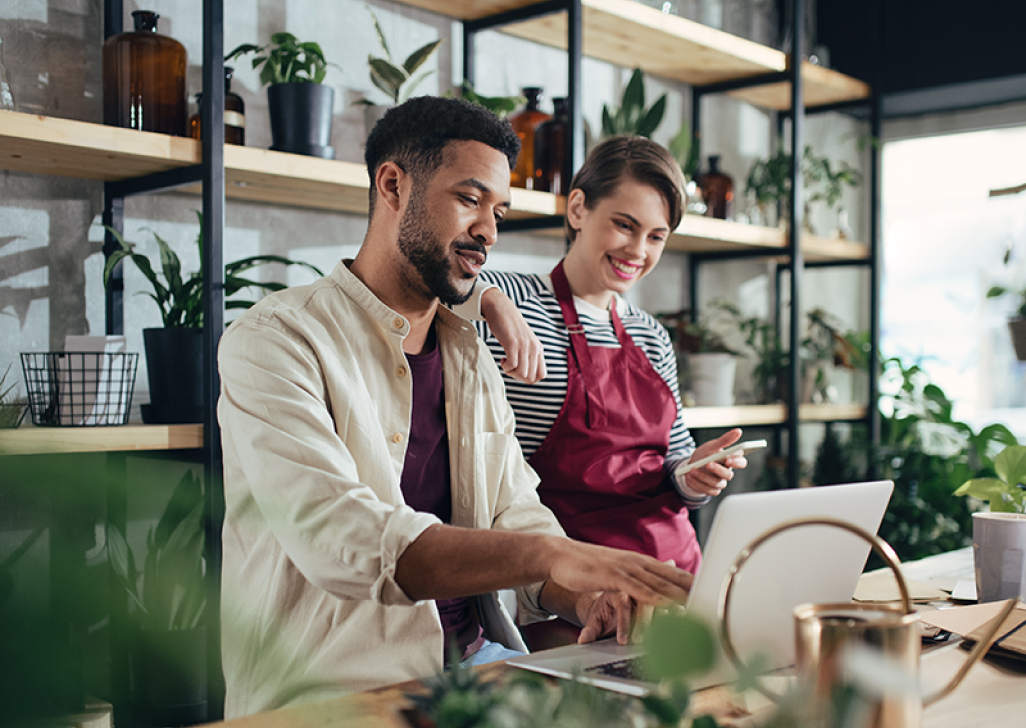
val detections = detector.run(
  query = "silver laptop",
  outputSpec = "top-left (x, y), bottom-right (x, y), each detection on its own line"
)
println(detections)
top-left (506, 480), bottom-right (895, 696)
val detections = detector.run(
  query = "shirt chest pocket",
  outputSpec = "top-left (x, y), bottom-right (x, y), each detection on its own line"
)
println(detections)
top-left (456, 432), bottom-right (515, 528)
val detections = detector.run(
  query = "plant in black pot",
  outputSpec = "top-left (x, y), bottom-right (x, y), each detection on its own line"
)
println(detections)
top-left (986, 284), bottom-right (1026, 361)
top-left (227, 32), bottom-right (340, 159)
top-left (102, 212), bottom-right (323, 424)
top-left (108, 471), bottom-right (208, 726)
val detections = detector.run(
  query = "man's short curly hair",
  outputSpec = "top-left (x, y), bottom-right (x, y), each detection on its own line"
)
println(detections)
top-left (364, 96), bottom-right (521, 215)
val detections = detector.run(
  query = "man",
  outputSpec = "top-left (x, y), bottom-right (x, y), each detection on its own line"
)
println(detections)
top-left (217, 96), bottom-right (692, 718)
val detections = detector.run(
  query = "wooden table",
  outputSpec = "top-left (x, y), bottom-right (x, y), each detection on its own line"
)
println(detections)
top-left (204, 544), bottom-right (1025, 728)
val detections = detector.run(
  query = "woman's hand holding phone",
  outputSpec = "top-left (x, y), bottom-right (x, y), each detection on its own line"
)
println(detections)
top-left (676, 429), bottom-right (765, 496)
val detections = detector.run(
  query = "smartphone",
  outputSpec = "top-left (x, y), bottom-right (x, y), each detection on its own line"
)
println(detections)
top-left (674, 439), bottom-right (768, 476)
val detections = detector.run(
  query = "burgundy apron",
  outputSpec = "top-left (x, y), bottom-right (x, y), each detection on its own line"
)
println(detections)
top-left (528, 261), bottom-right (702, 574)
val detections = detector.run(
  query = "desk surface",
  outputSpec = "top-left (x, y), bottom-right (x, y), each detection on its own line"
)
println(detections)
top-left (209, 548), bottom-right (1024, 728)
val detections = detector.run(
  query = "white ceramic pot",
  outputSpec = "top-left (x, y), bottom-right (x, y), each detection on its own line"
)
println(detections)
top-left (687, 352), bottom-right (737, 406)
top-left (972, 512), bottom-right (1026, 602)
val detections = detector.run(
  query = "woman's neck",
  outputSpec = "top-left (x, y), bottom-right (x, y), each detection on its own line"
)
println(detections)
top-left (562, 249), bottom-right (613, 310)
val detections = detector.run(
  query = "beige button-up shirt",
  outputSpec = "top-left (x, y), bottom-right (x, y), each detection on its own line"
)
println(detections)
top-left (218, 261), bottom-right (564, 718)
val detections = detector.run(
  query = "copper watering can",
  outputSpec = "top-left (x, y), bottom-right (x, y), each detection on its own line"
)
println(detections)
top-left (718, 517), bottom-right (1017, 728)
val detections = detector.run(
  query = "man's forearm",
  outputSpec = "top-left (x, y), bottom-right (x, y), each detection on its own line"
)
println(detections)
top-left (394, 524), bottom-right (558, 601)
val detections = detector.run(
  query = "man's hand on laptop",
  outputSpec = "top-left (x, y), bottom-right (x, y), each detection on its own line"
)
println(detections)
top-left (540, 541), bottom-right (693, 644)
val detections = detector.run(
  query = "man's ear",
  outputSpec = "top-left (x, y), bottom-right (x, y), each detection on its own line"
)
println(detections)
top-left (374, 161), bottom-right (408, 214)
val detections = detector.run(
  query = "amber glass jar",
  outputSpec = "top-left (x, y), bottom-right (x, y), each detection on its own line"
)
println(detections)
top-left (696, 155), bottom-right (734, 220)
top-left (189, 66), bottom-right (246, 145)
top-left (508, 87), bottom-right (551, 189)
top-left (532, 97), bottom-right (570, 196)
top-left (103, 10), bottom-right (187, 136)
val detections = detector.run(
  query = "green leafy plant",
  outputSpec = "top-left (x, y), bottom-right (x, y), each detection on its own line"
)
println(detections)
top-left (0, 362), bottom-right (27, 428)
top-left (102, 212), bottom-right (324, 328)
top-left (985, 284), bottom-right (1026, 319)
top-left (407, 654), bottom-right (685, 727)
top-left (226, 32), bottom-right (338, 86)
top-left (668, 122), bottom-right (700, 181)
top-left (955, 444), bottom-right (1026, 513)
top-left (446, 80), bottom-right (525, 118)
top-left (746, 146), bottom-right (861, 211)
top-left (107, 471), bottom-right (206, 631)
top-left (656, 299), bottom-right (744, 356)
top-left (601, 67), bottom-right (666, 139)
top-left (360, 4), bottom-right (444, 105)
top-left (869, 356), bottom-right (1018, 562)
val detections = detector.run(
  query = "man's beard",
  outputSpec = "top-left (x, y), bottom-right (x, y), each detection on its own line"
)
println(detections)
top-left (397, 188), bottom-right (484, 306)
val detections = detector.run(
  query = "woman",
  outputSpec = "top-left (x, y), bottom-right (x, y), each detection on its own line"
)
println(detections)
top-left (467, 136), bottom-right (749, 585)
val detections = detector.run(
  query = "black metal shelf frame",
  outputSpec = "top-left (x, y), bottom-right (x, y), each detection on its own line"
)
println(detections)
top-left (101, 0), bottom-right (226, 721)
top-left (684, 0), bottom-right (881, 486)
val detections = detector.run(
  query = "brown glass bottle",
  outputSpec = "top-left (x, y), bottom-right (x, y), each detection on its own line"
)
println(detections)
top-left (532, 97), bottom-right (571, 196)
top-left (696, 155), bottom-right (734, 220)
top-left (103, 10), bottom-right (187, 136)
top-left (189, 66), bottom-right (246, 146)
top-left (508, 87), bottom-right (551, 189)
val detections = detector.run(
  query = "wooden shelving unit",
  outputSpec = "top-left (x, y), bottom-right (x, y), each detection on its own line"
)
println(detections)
top-left (0, 423), bottom-right (204, 456)
top-left (400, 0), bottom-right (870, 110)
top-left (0, 403), bottom-right (864, 455)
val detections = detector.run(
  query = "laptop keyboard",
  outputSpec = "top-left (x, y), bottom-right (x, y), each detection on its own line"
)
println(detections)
top-left (584, 656), bottom-right (650, 682)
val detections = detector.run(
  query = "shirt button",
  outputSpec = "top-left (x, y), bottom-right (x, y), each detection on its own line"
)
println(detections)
top-left (392, 433), bottom-right (403, 443)
top-left (396, 366), bottom-right (407, 378)
top-left (393, 318), bottom-right (403, 329)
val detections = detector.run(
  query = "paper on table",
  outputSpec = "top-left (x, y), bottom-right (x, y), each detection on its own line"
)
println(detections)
top-left (853, 569), bottom-right (950, 603)
top-left (919, 600), bottom-right (1026, 661)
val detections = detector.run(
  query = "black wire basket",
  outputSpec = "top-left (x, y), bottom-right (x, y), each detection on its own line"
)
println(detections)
top-left (20, 352), bottom-right (139, 427)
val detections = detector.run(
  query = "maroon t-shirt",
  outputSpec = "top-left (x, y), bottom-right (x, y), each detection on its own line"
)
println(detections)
top-left (399, 329), bottom-right (484, 662)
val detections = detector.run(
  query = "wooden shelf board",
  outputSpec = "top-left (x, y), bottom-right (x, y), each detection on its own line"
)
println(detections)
top-left (0, 111), bottom-right (565, 218)
top-left (400, 0), bottom-right (868, 110)
top-left (0, 423), bottom-right (203, 455)
top-left (684, 403), bottom-right (867, 429)
top-left (727, 62), bottom-right (871, 111)
top-left (0, 110), bottom-right (198, 180)
top-left (664, 217), bottom-right (868, 261)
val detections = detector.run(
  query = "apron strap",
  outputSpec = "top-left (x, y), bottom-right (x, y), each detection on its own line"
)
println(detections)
top-left (551, 261), bottom-right (608, 429)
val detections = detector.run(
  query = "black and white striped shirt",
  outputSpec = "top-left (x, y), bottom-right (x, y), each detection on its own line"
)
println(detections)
top-left (471, 269), bottom-right (706, 509)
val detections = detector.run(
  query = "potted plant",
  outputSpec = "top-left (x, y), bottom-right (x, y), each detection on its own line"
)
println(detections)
top-left (800, 307), bottom-right (869, 404)
top-left (227, 32), bottom-right (340, 159)
top-left (102, 212), bottom-right (323, 424)
top-left (657, 300), bottom-right (743, 407)
top-left (0, 362), bottom-right (27, 429)
top-left (600, 67), bottom-right (666, 140)
top-left (357, 5), bottom-right (444, 134)
top-left (985, 284), bottom-right (1026, 361)
top-left (108, 471), bottom-right (208, 726)
top-left (745, 146), bottom-right (861, 234)
top-left (955, 444), bottom-right (1026, 602)
top-left (446, 80), bottom-right (524, 118)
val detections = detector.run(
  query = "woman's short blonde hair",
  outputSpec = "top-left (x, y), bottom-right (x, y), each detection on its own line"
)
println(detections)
top-left (564, 135), bottom-right (686, 244)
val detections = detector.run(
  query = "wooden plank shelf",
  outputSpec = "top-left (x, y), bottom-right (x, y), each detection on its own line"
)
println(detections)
top-left (684, 402), bottom-right (868, 429)
top-left (0, 423), bottom-right (203, 455)
top-left (0, 111), bottom-right (564, 219)
top-left (400, 0), bottom-right (870, 110)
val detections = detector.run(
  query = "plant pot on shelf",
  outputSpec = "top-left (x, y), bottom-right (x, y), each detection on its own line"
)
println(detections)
top-left (1007, 318), bottom-right (1026, 361)
top-left (142, 327), bottom-right (204, 424)
top-left (129, 626), bottom-right (208, 727)
top-left (686, 353), bottom-right (737, 406)
top-left (267, 82), bottom-right (335, 159)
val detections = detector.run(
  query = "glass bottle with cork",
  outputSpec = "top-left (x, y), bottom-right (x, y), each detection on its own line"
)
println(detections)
top-left (189, 66), bottom-right (246, 145)
top-left (508, 87), bottom-right (551, 189)
top-left (696, 155), bottom-right (734, 220)
top-left (103, 10), bottom-right (187, 136)
top-left (532, 97), bottom-right (571, 196)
